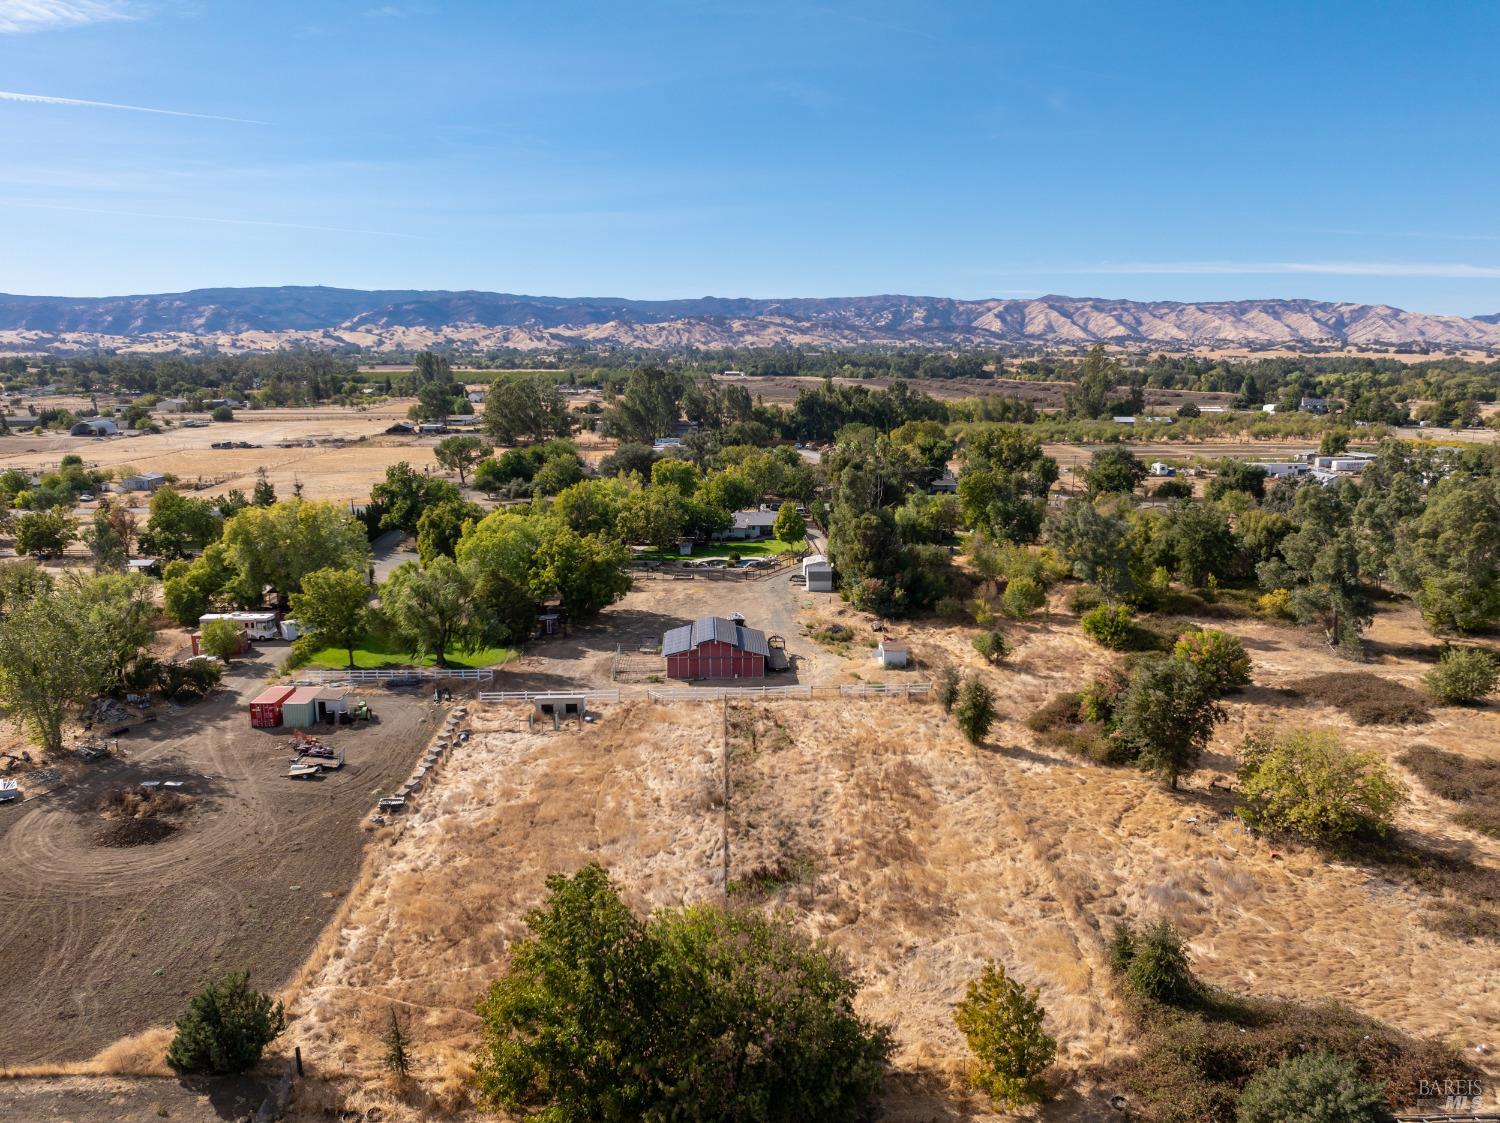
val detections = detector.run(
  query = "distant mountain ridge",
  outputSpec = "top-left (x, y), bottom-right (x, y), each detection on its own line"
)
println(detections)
top-left (2, 287), bottom-right (1499, 353)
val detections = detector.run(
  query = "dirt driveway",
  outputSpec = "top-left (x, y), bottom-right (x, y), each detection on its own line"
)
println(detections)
top-left (0, 655), bottom-right (449, 1066)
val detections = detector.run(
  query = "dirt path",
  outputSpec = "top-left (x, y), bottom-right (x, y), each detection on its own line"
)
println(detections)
top-left (0, 663), bottom-right (447, 1066)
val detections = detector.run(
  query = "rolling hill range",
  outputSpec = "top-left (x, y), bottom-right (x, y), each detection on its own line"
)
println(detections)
top-left (2, 287), bottom-right (1499, 353)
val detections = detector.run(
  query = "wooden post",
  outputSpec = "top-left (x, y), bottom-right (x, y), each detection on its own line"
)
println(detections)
top-left (294, 1046), bottom-right (303, 1076)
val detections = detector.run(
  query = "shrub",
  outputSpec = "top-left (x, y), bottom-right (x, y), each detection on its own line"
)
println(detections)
top-left (1286, 672), bottom-right (1431, 726)
top-left (1424, 646), bottom-right (1499, 704)
top-left (954, 675), bottom-right (997, 744)
top-left (1113, 919), bottom-right (1197, 1008)
top-left (935, 595), bottom-right (967, 622)
top-left (1079, 667), bottom-right (1128, 724)
top-left (381, 1005), bottom-right (414, 1082)
top-left (1237, 1051), bottom-right (1394, 1123)
top-left (1002, 575), bottom-right (1046, 618)
top-left (1116, 658), bottom-right (1226, 788)
top-left (1237, 729), bottom-right (1407, 843)
top-left (210, 405), bottom-right (234, 422)
top-left (166, 972), bottom-right (285, 1074)
top-left (971, 597), bottom-right (994, 626)
top-left (972, 630), bottom-right (1009, 665)
top-left (1066, 584), bottom-right (1105, 615)
top-left (197, 618), bottom-right (241, 660)
top-left (935, 663), bottom-right (961, 713)
top-left (1154, 478), bottom-right (1193, 499)
top-left (1081, 603), bottom-right (1133, 649)
top-left (473, 865), bottom-right (891, 1122)
top-left (1173, 629), bottom-right (1252, 695)
top-left (1257, 587), bottom-right (1294, 619)
top-left (953, 962), bottom-right (1056, 1108)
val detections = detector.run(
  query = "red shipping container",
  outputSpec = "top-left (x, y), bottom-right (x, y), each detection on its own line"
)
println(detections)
top-left (250, 685), bottom-right (296, 728)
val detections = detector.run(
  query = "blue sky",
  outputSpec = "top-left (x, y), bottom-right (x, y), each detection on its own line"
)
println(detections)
top-left (1, 0), bottom-right (1499, 314)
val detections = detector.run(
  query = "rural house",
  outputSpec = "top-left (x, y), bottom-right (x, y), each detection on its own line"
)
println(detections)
top-left (119, 471), bottom-right (169, 492)
top-left (715, 508), bottom-right (778, 541)
top-left (664, 615), bottom-right (769, 680)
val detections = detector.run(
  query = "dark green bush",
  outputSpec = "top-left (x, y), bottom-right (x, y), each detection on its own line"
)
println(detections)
top-left (1424, 646), bottom-right (1499, 704)
top-left (166, 972), bottom-right (285, 1075)
top-left (1236, 1051), bottom-right (1394, 1123)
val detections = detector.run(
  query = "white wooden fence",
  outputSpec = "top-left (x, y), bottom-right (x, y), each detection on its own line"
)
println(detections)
top-left (839, 682), bottom-right (932, 699)
top-left (478, 688), bottom-right (622, 704)
top-left (298, 667), bottom-right (495, 684)
top-left (647, 685), bottom-right (814, 702)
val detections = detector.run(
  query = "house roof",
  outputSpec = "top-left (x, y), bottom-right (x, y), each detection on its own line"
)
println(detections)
top-left (663, 615), bottom-right (771, 658)
top-left (732, 509), bottom-right (778, 529)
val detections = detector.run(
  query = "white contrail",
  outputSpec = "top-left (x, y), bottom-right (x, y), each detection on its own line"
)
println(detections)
top-left (0, 88), bottom-right (263, 124)
top-left (3, 200), bottom-right (413, 239)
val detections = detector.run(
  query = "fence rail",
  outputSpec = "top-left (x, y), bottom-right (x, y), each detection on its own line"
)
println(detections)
top-left (478, 688), bottom-right (622, 703)
top-left (299, 667), bottom-right (495, 684)
top-left (839, 682), bottom-right (932, 698)
top-left (648, 685), bottom-right (814, 702)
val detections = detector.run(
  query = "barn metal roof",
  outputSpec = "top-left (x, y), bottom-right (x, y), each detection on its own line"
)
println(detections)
top-left (663, 615), bottom-right (771, 658)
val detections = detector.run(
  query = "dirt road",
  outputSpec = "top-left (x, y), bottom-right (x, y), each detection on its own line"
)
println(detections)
top-left (0, 652), bottom-right (447, 1066)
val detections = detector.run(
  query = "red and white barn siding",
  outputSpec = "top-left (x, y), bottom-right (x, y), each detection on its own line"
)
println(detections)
top-left (666, 639), bottom-right (766, 680)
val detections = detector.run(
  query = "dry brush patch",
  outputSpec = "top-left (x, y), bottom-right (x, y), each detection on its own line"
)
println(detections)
top-left (278, 701), bottom-right (723, 1121)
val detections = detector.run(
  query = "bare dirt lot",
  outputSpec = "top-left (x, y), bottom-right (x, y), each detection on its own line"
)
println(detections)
top-left (255, 595), bottom-right (1500, 1122)
top-left (0, 651), bottom-right (451, 1069)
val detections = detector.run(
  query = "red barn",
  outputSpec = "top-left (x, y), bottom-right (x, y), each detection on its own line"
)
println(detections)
top-left (664, 615), bottom-right (769, 681)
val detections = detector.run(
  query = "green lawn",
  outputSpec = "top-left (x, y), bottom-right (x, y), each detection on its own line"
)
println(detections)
top-left (305, 629), bottom-right (515, 671)
top-left (634, 537), bottom-right (807, 562)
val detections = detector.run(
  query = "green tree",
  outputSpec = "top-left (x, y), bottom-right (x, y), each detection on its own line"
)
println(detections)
top-left (1259, 486), bottom-right (1370, 653)
top-left (433, 434), bottom-right (490, 486)
top-left (198, 617), bottom-right (242, 660)
top-left (138, 488), bottom-right (222, 560)
top-left (601, 367), bottom-right (685, 443)
top-left (379, 557), bottom-right (479, 668)
top-left (371, 462), bottom-right (463, 535)
top-left (1237, 1051), bottom-right (1394, 1123)
top-left (0, 560), bottom-right (52, 619)
top-left (532, 453), bottom-right (584, 497)
top-left (0, 575), bottom-right (153, 753)
top-left (530, 522), bottom-right (631, 619)
top-left (484, 376), bottom-right (571, 446)
top-left (1388, 475), bottom-right (1500, 634)
top-left (166, 973), bottom-right (286, 1075)
top-left (972, 630), bottom-right (1009, 664)
top-left (289, 567), bottom-right (370, 669)
top-left (957, 426), bottom-right (1058, 544)
top-left (1115, 657), bottom-right (1225, 788)
top-left (1085, 446), bottom-right (1146, 496)
top-left (1159, 501), bottom-right (1236, 588)
top-left (650, 456), bottom-right (700, 495)
top-left (15, 508), bottom-right (74, 557)
top-left (1318, 428), bottom-right (1352, 457)
top-left (1424, 645), bottom-right (1499, 703)
top-left (220, 500), bottom-right (371, 607)
top-left (1236, 729), bottom-right (1407, 842)
top-left (83, 505), bottom-right (128, 571)
top-left (1205, 460), bottom-right (1268, 502)
top-left (473, 864), bottom-right (890, 1123)
top-left (1066, 344), bottom-right (1121, 419)
top-left (251, 468), bottom-right (276, 507)
top-left (1052, 499), bottom-right (1136, 602)
top-left (414, 380), bottom-right (455, 422)
top-left (773, 500), bottom-right (806, 545)
top-left (416, 498), bottom-right (482, 564)
top-left (935, 663), bottom-right (961, 712)
top-left (954, 675), bottom-right (997, 744)
top-left (953, 962), bottom-right (1056, 1109)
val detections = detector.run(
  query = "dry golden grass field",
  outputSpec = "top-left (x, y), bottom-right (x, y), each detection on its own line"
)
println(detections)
top-left (247, 593), bottom-right (1500, 1122)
